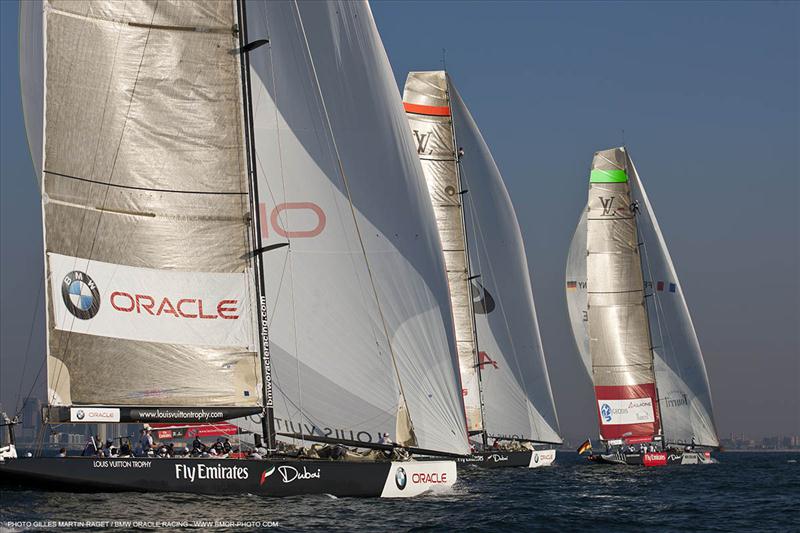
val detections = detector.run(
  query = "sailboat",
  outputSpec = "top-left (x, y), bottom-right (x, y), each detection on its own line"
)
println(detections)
top-left (566, 147), bottom-right (720, 466)
top-left (402, 71), bottom-right (562, 468)
top-left (0, 0), bottom-right (470, 496)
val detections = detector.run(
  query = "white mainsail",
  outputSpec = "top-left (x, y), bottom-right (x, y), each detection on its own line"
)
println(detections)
top-left (449, 84), bottom-right (561, 444)
top-left (22, 0), bottom-right (262, 412)
top-left (566, 147), bottom-right (719, 447)
top-left (403, 71), bottom-right (561, 444)
top-left (585, 147), bottom-right (660, 442)
top-left (401, 71), bottom-right (483, 434)
top-left (245, 1), bottom-right (469, 455)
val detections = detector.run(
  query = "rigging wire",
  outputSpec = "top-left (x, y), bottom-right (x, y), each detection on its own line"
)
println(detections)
top-left (14, 277), bottom-right (44, 417)
top-left (291, 0), bottom-right (416, 442)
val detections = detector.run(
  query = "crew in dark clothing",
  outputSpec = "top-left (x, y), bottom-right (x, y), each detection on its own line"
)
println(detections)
top-left (119, 439), bottom-right (132, 457)
top-left (81, 436), bottom-right (98, 457)
top-left (192, 437), bottom-right (205, 456)
top-left (212, 438), bottom-right (225, 455)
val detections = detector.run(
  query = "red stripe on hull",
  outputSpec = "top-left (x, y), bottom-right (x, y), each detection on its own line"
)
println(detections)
top-left (403, 102), bottom-right (451, 116)
top-left (595, 383), bottom-right (661, 440)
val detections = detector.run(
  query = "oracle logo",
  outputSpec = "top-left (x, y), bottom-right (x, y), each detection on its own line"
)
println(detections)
top-left (110, 292), bottom-right (239, 320)
top-left (411, 472), bottom-right (448, 484)
top-left (260, 202), bottom-right (326, 239)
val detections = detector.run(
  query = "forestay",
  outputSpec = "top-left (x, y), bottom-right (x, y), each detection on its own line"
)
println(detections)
top-left (448, 83), bottom-right (561, 444)
top-left (244, 1), bottom-right (469, 455)
top-left (402, 71), bottom-right (483, 434)
top-left (21, 0), bottom-right (263, 414)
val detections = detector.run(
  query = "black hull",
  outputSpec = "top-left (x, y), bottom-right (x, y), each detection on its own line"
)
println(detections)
top-left (588, 451), bottom-right (715, 466)
top-left (0, 457), bottom-right (456, 498)
top-left (457, 449), bottom-right (556, 468)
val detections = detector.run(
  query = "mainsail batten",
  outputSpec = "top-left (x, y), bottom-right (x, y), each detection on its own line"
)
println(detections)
top-left (29, 0), bottom-right (263, 414)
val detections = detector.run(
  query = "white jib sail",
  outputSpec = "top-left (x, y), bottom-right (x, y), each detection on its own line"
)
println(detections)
top-left (448, 82), bottom-right (562, 444)
top-left (244, 0), bottom-right (469, 455)
top-left (627, 156), bottom-right (719, 447)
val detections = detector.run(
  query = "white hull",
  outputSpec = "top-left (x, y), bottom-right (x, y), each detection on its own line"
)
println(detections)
top-left (528, 449), bottom-right (556, 468)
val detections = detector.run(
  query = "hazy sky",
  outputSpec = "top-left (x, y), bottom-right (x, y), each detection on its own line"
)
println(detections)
top-left (1, 1), bottom-right (797, 442)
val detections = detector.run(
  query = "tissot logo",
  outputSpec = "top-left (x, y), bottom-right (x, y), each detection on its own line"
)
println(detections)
top-left (61, 271), bottom-right (101, 320)
top-left (395, 467), bottom-right (407, 490)
top-left (665, 392), bottom-right (689, 408)
top-left (412, 130), bottom-right (432, 155)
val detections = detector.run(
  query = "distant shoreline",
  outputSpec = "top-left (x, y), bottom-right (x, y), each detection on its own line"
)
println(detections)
top-left (720, 449), bottom-right (800, 453)
top-left (556, 448), bottom-right (800, 453)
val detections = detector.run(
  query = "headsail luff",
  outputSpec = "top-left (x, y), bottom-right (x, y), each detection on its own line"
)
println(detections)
top-left (402, 71), bottom-right (485, 435)
top-left (586, 148), bottom-right (661, 441)
top-left (446, 81), bottom-right (562, 444)
top-left (23, 0), bottom-right (263, 417)
top-left (244, 1), bottom-right (469, 456)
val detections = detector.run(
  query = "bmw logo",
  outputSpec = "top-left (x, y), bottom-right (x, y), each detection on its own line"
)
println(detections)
top-left (394, 467), bottom-right (407, 490)
top-left (61, 271), bottom-right (100, 320)
top-left (76, 409), bottom-right (85, 420)
top-left (534, 453), bottom-right (539, 464)
top-left (601, 403), bottom-right (612, 423)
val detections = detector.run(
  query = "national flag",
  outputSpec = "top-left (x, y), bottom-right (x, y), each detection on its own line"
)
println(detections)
top-left (577, 439), bottom-right (592, 455)
top-left (566, 281), bottom-right (577, 290)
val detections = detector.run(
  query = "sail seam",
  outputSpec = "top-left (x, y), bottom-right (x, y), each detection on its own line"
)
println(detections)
top-left (44, 170), bottom-right (248, 195)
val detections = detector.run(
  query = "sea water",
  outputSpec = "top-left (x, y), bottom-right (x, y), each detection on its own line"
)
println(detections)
top-left (0, 452), bottom-right (797, 532)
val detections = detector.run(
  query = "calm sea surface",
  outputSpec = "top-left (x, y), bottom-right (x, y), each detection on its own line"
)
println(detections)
top-left (1, 452), bottom-right (797, 532)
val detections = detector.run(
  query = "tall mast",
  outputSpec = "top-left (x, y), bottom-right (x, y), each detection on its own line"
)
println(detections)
top-left (446, 74), bottom-right (488, 448)
top-left (236, 0), bottom-right (276, 451)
